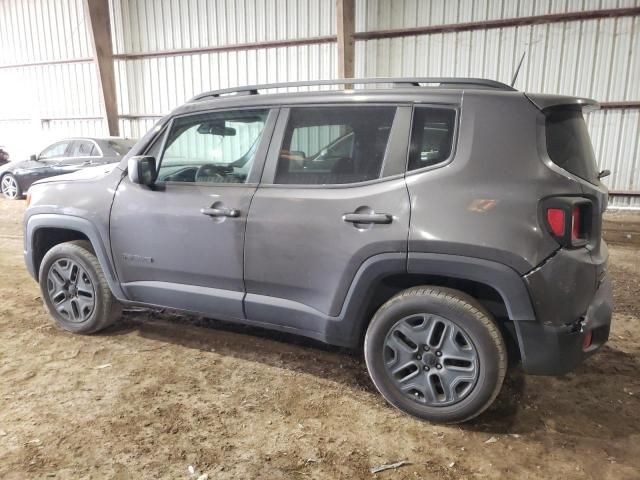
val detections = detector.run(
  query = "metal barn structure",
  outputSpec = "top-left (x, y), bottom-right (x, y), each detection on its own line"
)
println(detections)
top-left (0, 0), bottom-right (638, 207)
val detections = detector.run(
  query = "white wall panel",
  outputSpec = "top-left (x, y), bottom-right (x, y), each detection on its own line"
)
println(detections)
top-left (0, 0), bottom-right (91, 65)
top-left (40, 118), bottom-right (106, 138)
top-left (1, 0), bottom-right (638, 209)
top-left (119, 117), bottom-right (160, 140)
top-left (0, 119), bottom-right (36, 160)
top-left (356, 0), bottom-right (640, 32)
top-left (110, 0), bottom-right (338, 140)
top-left (355, 2), bottom-right (640, 207)
top-left (355, 16), bottom-right (640, 102)
top-left (109, 0), bottom-right (336, 54)
top-left (116, 42), bottom-right (337, 116)
top-left (0, 0), bottom-right (103, 151)
top-left (587, 108), bottom-right (640, 208)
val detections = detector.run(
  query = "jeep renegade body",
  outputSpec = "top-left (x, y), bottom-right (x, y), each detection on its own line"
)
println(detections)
top-left (23, 78), bottom-right (612, 423)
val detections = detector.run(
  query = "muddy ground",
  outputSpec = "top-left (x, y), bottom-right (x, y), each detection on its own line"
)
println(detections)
top-left (0, 198), bottom-right (639, 480)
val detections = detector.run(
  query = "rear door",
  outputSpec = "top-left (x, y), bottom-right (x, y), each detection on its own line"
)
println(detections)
top-left (243, 104), bottom-right (411, 333)
top-left (110, 108), bottom-right (277, 319)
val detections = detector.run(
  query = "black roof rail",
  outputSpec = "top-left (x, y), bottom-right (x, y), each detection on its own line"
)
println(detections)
top-left (188, 77), bottom-right (516, 102)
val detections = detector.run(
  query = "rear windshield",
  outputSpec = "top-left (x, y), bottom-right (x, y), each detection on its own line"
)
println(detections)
top-left (545, 108), bottom-right (598, 183)
top-left (108, 139), bottom-right (136, 156)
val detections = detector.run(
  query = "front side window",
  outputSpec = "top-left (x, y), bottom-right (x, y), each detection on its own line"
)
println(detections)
top-left (157, 109), bottom-right (269, 184)
top-left (39, 142), bottom-right (70, 160)
top-left (408, 108), bottom-right (456, 171)
top-left (275, 106), bottom-right (396, 185)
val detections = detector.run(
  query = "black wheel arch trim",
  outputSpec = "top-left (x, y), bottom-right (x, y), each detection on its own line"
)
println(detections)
top-left (24, 214), bottom-right (127, 300)
top-left (337, 251), bottom-right (536, 347)
top-left (406, 252), bottom-right (535, 321)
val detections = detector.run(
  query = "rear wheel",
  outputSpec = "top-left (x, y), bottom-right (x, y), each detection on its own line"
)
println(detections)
top-left (1, 174), bottom-right (21, 199)
top-left (364, 286), bottom-right (507, 424)
top-left (39, 240), bottom-right (121, 334)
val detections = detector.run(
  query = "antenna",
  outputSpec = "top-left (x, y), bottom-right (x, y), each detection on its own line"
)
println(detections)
top-left (510, 51), bottom-right (526, 87)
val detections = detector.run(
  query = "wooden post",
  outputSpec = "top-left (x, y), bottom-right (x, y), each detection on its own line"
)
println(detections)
top-left (336, 0), bottom-right (355, 79)
top-left (84, 0), bottom-right (119, 136)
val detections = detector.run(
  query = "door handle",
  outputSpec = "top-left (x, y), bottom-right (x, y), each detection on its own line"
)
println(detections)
top-left (200, 207), bottom-right (240, 218)
top-left (342, 213), bottom-right (392, 224)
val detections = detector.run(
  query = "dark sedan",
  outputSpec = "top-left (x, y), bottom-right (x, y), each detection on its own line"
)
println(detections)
top-left (0, 146), bottom-right (9, 166)
top-left (0, 137), bottom-right (136, 199)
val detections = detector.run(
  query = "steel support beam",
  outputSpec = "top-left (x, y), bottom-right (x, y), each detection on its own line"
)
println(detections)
top-left (84, 0), bottom-right (119, 136)
top-left (337, 0), bottom-right (355, 79)
top-left (353, 7), bottom-right (640, 40)
top-left (113, 36), bottom-right (336, 60)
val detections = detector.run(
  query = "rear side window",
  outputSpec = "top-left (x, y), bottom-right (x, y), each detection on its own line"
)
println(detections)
top-left (73, 141), bottom-right (98, 157)
top-left (108, 139), bottom-right (136, 156)
top-left (275, 106), bottom-right (396, 185)
top-left (545, 108), bottom-right (598, 183)
top-left (408, 107), bottom-right (456, 171)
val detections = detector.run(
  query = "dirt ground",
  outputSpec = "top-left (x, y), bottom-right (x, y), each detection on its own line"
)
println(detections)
top-left (0, 199), bottom-right (639, 480)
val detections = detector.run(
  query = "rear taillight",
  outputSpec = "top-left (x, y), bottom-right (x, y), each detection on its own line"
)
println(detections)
top-left (546, 208), bottom-right (565, 236)
top-left (571, 206), bottom-right (581, 241)
top-left (542, 197), bottom-right (592, 248)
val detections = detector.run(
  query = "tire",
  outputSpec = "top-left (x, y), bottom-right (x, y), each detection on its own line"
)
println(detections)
top-left (1, 174), bottom-right (21, 200)
top-left (364, 286), bottom-right (507, 424)
top-left (39, 240), bottom-right (121, 334)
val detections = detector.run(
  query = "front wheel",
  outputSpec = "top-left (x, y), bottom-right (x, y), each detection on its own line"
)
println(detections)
top-left (364, 286), bottom-right (507, 424)
top-left (1, 174), bottom-right (21, 199)
top-left (39, 240), bottom-right (121, 334)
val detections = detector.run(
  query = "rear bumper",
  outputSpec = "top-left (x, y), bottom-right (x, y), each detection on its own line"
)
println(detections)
top-left (517, 268), bottom-right (612, 375)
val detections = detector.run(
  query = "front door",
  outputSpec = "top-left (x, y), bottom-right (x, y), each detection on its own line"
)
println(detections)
top-left (243, 105), bottom-right (412, 337)
top-left (21, 140), bottom-right (74, 189)
top-left (110, 108), bottom-right (277, 320)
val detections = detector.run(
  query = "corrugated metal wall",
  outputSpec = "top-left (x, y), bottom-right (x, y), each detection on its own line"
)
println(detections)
top-left (0, 0), bottom-right (638, 207)
top-left (114, 43), bottom-right (337, 137)
top-left (355, 0), bottom-right (640, 207)
top-left (356, 0), bottom-right (639, 29)
top-left (0, 0), bottom-right (104, 157)
top-left (0, 0), bottom-right (91, 64)
top-left (587, 109), bottom-right (640, 208)
top-left (109, 0), bottom-right (337, 138)
top-left (110, 0), bottom-right (335, 53)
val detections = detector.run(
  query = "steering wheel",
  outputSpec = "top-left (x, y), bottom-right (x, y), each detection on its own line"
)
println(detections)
top-left (195, 164), bottom-right (226, 183)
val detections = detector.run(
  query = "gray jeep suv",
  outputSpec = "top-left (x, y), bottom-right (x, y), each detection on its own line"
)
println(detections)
top-left (23, 78), bottom-right (613, 423)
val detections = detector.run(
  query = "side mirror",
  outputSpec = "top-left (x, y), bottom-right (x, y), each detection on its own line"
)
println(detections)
top-left (128, 156), bottom-right (157, 186)
top-left (30, 154), bottom-right (37, 161)
top-left (597, 169), bottom-right (611, 179)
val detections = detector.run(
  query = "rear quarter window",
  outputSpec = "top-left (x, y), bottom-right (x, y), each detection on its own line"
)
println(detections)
top-left (408, 107), bottom-right (456, 171)
top-left (545, 108), bottom-right (599, 184)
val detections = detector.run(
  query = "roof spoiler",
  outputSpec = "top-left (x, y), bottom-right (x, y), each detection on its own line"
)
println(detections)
top-left (525, 93), bottom-right (600, 112)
